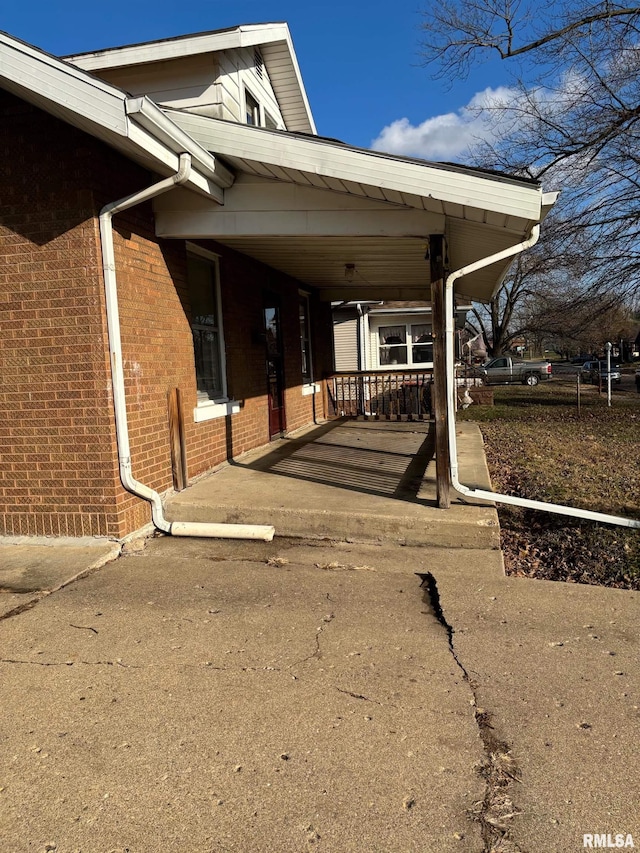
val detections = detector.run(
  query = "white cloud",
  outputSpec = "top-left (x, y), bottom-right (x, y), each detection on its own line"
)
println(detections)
top-left (371, 86), bottom-right (518, 161)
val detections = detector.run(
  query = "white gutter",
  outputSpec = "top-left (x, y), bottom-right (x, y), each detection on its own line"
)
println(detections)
top-left (99, 153), bottom-right (275, 541)
top-left (445, 227), bottom-right (640, 530)
top-left (125, 97), bottom-right (235, 189)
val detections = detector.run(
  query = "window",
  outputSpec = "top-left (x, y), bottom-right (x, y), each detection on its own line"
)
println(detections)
top-left (410, 324), bottom-right (434, 364)
top-left (299, 294), bottom-right (312, 383)
top-left (378, 325), bottom-right (407, 366)
top-left (264, 111), bottom-right (279, 130)
top-left (187, 252), bottom-right (226, 401)
top-left (245, 89), bottom-right (260, 126)
top-left (377, 322), bottom-right (433, 367)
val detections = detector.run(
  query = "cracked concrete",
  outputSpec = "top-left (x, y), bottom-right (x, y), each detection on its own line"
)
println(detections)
top-left (0, 536), bottom-right (486, 852)
top-left (1, 536), bottom-right (638, 852)
top-left (420, 572), bottom-right (524, 853)
top-left (0, 537), bottom-right (121, 619)
top-left (431, 551), bottom-right (640, 853)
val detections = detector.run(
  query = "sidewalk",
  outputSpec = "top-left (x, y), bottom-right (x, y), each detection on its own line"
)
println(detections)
top-left (0, 535), bottom-right (638, 852)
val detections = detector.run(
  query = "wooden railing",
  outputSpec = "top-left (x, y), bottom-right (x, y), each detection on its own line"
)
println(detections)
top-left (324, 371), bottom-right (433, 419)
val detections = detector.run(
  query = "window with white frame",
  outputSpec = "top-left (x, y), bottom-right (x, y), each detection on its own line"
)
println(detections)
top-left (187, 251), bottom-right (226, 401)
top-left (299, 294), bottom-right (312, 383)
top-left (245, 89), bottom-right (260, 126)
top-left (377, 322), bottom-right (433, 367)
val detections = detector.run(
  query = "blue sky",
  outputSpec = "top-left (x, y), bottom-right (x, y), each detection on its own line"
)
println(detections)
top-left (2, 0), bottom-right (510, 160)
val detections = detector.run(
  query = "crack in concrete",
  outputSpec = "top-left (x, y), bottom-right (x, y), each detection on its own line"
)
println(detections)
top-left (334, 687), bottom-right (396, 708)
top-left (0, 597), bottom-right (43, 621)
top-left (418, 573), bottom-right (525, 853)
top-left (289, 609), bottom-right (335, 669)
top-left (0, 658), bottom-right (143, 668)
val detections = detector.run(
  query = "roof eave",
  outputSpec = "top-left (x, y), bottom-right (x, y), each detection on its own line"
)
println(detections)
top-left (0, 31), bottom-right (225, 200)
top-left (65, 23), bottom-right (316, 136)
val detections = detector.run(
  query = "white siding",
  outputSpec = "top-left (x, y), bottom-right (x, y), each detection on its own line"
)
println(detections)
top-left (94, 47), bottom-right (285, 127)
top-left (99, 55), bottom-right (222, 117)
top-left (367, 324), bottom-right (379, 370)
top-left (219, 47), bottom-right (284, 127)
top-left (333, 313), bottom-right (359, 371)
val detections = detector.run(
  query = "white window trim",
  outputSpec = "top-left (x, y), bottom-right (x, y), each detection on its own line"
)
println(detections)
top-left (371, 318), bottom-right (434, 370)
top-left (298, 289), bottom-right (315, 388)
top-left (243, 86), bottom-right (261, 126)
top-left (186, 242), bottom-right (241, 421)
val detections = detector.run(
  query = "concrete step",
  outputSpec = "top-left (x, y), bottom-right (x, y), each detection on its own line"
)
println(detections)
top-left (164, 421), bottom-right (499, 549)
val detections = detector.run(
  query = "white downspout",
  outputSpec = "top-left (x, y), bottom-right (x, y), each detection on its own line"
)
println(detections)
top-left (356, 303), bottom-right (366, 370)
top-left (445, 226), bottom-right (640, 530)
top-left (99, 153), bottom-right (275, 541)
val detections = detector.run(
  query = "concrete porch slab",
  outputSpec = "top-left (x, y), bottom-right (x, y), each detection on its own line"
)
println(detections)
top-left (165, 420), bottom-right (499, 549)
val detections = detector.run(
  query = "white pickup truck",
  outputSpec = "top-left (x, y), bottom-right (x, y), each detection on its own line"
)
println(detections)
top-left (478, 356), bottom-right (553, 386)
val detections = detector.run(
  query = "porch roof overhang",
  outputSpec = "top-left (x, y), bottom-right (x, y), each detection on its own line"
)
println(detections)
top-left (155, 110), bottom-right (558, 304)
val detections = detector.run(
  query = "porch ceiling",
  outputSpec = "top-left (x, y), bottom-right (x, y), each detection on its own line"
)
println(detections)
top-left (157, 110), bottom-right (555, 303)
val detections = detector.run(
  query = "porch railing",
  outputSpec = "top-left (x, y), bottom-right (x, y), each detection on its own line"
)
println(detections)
top-left (324, 371), bottom-right (433, 419)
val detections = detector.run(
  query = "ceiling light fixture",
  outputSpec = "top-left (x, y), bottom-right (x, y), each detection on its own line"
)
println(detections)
top-left (344, 263), bottom-right (356, 282)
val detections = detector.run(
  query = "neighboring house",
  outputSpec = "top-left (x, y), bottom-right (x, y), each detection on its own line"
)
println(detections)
top-left (0, 24), bottom-right (556, 539)
top-left (333, 301), bottom-right (471, 371)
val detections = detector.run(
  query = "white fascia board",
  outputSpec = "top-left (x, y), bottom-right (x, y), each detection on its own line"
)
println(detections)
top-left (66, 23), bottom-right (291, 70)
top-left (370, 307), bottom-right (432, 315)
top-left (165, 111), bottom-right (544, 222)
top-left (260, 32), bottom-right (316, 135)
top-left (1, 31), bottom-right (128, 134)
top-left (154, 178), bottom-right (443, 237)
top-left (155, 207), bottom-right (443, 239)
top-left (541, 191), bottom-right (560, 221)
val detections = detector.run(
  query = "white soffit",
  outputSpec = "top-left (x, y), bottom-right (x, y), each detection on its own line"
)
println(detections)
top-left (65, 23), bottom-right (316, 135)
top-left (163, 110), bottom-right (544, 226)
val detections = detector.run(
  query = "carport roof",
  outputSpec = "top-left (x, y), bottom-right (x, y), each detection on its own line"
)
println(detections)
top-left (156, 109), bottom-right (557, 303)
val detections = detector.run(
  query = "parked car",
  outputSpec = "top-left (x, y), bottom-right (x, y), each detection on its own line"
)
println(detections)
top-left (580, 360), bottom-right (600, 378)
top-left (581, 361), bottom-right (621, 384)
top-left (478, 355), bottom-right (553, 386)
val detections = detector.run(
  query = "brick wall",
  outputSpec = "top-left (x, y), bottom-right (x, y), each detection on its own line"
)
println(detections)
top-left (0, 91), bottom-right (122, 537)
top-left (0, 89), bottom-right (335, 539)
top-left (178, 240), bottom-right (333, 478)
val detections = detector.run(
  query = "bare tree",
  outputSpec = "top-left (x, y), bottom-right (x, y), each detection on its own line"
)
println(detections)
top-left (465, 214), bottom-right (597, 355)
top-left (421, 1), bottom-right (640, 305)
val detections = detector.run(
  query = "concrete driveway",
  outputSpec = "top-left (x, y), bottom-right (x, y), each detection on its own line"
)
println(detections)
top-left (1, 534), bottom-right (638, 852)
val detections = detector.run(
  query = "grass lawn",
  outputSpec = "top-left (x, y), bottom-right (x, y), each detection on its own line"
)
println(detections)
top-left (458, 375), bottom-right (640, 588)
